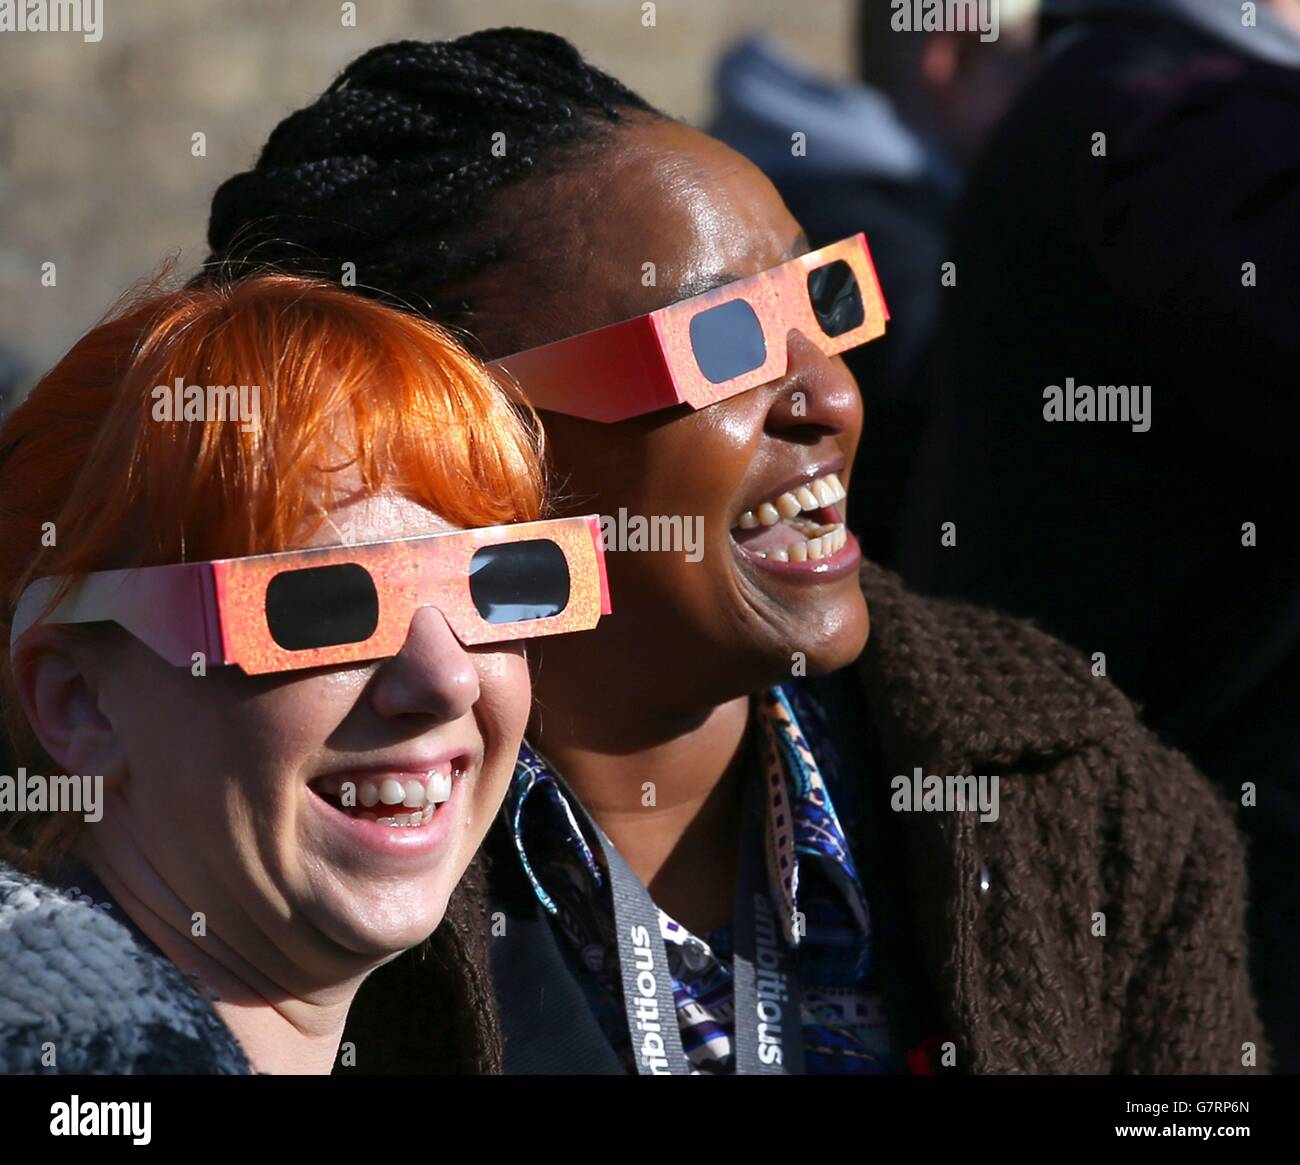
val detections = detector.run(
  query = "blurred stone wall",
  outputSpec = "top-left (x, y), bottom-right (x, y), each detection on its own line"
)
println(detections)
top-left (0, 0), bottom-right (856, 397)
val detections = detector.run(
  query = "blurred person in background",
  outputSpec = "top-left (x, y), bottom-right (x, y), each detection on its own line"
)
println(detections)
top-left (901, 0), bottom-right (1300, 1070)
top-left (709, 2), bottom-right (1040, 568)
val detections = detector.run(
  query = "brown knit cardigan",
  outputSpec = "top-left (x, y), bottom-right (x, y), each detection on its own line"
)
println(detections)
top-left (342, 560), bottom-right (1267, 1074)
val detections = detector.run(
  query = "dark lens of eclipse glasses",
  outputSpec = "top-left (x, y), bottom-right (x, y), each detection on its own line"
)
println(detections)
top-left (807, 260), bottom-right (864, 337)
top-left (469, 539), bottom-right (571, 624)
top-left (266, 562), bottom-right (381, 651)
top-left (689, 298), bottom-right (768, 384)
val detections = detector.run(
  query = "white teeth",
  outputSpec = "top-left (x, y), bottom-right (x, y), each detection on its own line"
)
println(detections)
top-left (358, 803), bottom-right (438, 828)
top-left (366, 803), bottom-right (437, 828)
top-left (734, 471), bottom-right (848, 531)
top-left (403, 780), bottom-right (426, 808)
top-left (733, 472), bottom-right (851, 567)
top-left (316, 774), bottom-right (445, 827)
top-left (744, 520), bottom-right (848, 565)
top-left (427, 770), bottom-right (453, 804)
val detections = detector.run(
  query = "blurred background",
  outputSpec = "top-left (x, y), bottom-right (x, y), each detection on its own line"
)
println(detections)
top-left (0, 0), bottom-right (866, 387)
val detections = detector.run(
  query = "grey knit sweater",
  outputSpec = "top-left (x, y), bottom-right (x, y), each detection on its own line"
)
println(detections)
top-left (0, 863), bottom-right (251, 1074)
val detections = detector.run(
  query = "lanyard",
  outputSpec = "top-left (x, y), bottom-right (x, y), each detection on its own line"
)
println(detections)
top-left (551, 769), bottom-right (805, 1075)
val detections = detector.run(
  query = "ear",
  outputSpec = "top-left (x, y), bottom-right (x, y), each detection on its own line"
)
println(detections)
top-left (11, 628), bottom-right (128, 787)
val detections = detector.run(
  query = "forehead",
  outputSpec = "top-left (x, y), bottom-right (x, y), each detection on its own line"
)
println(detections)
top-left (469, 120), bottom-right (807, 354)
top-left (604, 123), bottom-right (803, 303)
top-left (302, 472), bottom-right (457, 550)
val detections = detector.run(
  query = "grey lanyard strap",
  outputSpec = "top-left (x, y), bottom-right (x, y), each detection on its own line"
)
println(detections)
top-left (731, 770), bottom-right (806, 1074)
top-left (553, 769), bottom-right (805, 1075)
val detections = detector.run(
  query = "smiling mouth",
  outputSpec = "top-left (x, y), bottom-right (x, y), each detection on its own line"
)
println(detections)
top-left (731, 471), bottom-right (849, 563)
top-left (308, 762), bottom-right (466, 828)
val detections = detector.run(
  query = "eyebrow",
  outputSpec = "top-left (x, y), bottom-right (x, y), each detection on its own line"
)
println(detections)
top-left (674, 230), bottom-right (813, 301)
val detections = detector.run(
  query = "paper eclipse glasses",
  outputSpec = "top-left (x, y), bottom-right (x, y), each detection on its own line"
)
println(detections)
top-left (490, 233), bottom-right (889, 424)
top-left (11, 516), bottom-right (611, 676)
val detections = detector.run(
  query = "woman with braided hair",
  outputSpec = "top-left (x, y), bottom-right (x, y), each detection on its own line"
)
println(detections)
top-left (202, 28), bottom-right (1266, 1076)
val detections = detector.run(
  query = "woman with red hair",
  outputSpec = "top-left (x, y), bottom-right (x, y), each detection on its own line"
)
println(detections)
top-left (0, 272), bottom-right (607, 1073)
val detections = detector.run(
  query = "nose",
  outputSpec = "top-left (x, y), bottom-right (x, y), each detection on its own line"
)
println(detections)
top-left (762, 329), bottom-right (863, 440)
top-left (366, 605), bottom-right (481, 724)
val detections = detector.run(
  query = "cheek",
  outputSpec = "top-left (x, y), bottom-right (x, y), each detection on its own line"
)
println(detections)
top-left (834, 360), bottom-right (865, 452)
top-left (472, 649), bottom-right (532, 758)
top-left (107, 651), bottom-right (238, 782)
top-left (468, 649), bottom-right (531, 823)
top-left (107, 648), bottom-right (365, 817)
top-left (646, 409), bottom-right (760, 506)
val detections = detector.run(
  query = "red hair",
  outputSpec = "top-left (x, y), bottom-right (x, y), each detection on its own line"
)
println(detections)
top-left (0, 270), bottom-right (544, 870)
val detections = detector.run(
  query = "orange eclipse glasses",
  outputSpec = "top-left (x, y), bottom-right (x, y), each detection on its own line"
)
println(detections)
top-left (10, 516), bottom-right (611, 676)
top-left (489, 233), bottom-right (889, 424)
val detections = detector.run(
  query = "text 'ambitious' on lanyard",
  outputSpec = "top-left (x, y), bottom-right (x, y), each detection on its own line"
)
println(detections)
top-left (553, 770), bottom-right (805, 1075)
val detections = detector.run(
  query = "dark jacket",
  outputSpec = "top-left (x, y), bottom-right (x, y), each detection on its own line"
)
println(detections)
top-left (898, 1), bottom-right (1300, 1070)
top-left (342, 561), bottom-right (1267, 1074)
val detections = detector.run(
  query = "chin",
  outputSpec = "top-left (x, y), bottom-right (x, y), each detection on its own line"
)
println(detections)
top-left (785, 596), bottom-right (870, 676)
top-left (314, 884), bottom-right (453, 961)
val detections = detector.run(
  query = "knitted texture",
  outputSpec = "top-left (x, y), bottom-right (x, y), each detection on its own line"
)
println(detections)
top-left (345, 559), bottom-right (1267, 1073)
top-left (852, 559), bottom-right (1266, 1073)
top-left (0, 866), bottom-right (251, 1074)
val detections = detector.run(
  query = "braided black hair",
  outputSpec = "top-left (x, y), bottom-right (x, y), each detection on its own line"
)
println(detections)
top-left (204, 28), bottom-right (659, 329)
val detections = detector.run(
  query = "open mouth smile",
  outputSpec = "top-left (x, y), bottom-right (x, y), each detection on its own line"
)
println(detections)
top-left (731, 470), bottom-right (852, 564)
top-left (308, 762), bottom-right (465, 829)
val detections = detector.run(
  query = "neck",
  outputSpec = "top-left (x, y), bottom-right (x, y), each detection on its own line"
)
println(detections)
top-left (76, 837), bottom-right (365, 1075)
top-left (529, 688), bottom-right (754, 936)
